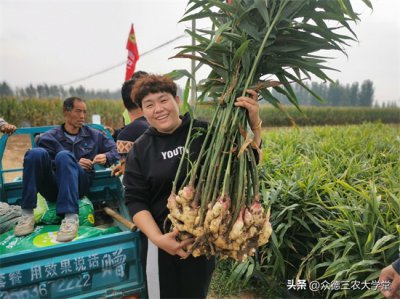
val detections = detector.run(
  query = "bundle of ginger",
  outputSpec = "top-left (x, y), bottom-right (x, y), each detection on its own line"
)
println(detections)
top-left (167, 186), bottom-right (272, 262)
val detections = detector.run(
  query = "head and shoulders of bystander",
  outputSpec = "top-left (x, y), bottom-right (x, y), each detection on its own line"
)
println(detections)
top-left (117, 71), bottom-right (150, 143)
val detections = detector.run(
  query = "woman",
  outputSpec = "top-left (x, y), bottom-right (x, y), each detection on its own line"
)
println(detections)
top-left (123, 74), bottom-right (262, 298)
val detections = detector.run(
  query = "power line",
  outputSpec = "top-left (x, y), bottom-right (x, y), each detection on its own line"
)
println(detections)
top-left (60, 34), bottom-right (187, 86)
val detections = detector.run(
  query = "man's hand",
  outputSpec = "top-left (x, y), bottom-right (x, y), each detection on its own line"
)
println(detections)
top-left (111, 163), bottom-right (124, 176)
top-left (104, 126), bottom-right (115, 136)
top-left (0, 124), bottom-right (17, 135)
top-left (79, 158), bottom-right (93, 170)
top-left (379, 264), bottom-right (400, 299)
top-left (111, 159), bottom-right (125, 176)
top-left (93, 154), bottom-right (107, 165)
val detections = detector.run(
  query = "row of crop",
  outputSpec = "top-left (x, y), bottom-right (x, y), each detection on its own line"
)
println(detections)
top-left (1, 97), bottom-right (400, 127)
top-left (195, 103), bottom-right (400, 126)
top-left (212, 123), bottom-right (399, 298)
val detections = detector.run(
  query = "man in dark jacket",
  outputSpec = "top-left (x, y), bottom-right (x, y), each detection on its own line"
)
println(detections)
top-left (110, 70), bottom-right (148, 141)
top-left (112, 71), bottom-right (149, 176)
top-left (116, 72), bottom-right (149, 143)
top-left (14, 97), bottom-right (119, 242)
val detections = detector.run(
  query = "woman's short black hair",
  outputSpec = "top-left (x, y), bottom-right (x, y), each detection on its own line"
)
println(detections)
top-left (131, 74), bottom-right (177, 108)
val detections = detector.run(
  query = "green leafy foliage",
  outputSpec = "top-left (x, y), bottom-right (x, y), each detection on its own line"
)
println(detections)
top-left (174, 0), bottom-right (372, 106)
top-left (210, 123), bottom-right (399, 298)
top-left (258, 123), bottom-right (399, 298)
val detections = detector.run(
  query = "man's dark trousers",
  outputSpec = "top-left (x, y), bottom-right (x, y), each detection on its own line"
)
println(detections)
top-left (21, 148), bottom-right (92, 215)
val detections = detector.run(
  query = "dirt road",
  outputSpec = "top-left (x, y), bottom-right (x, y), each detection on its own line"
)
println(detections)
top-left (1, 134), bottom-right (31, 182)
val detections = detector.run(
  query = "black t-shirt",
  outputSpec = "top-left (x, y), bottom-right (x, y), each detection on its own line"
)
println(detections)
top-left (123, 112), bottom-right (260, 230)
top-left (123, 113), bottom-right (207, 229)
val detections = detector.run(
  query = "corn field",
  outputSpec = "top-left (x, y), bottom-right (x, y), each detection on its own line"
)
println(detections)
top-left (0, 97), bottom-right (124, 128)
top-left (1, 97), bottom-right (399, 128)
top-left (217, 123), bottom-right (400, 298)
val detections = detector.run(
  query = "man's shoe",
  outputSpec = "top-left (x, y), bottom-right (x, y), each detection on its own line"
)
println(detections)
top-left (14, 215), bottom-right (35, 236)
top-left (1, 216), bottom-right (21, 234)
top-left (0, 203), bottom-right (22, 224)
top-left (56, 218), bottom-right (79, 242)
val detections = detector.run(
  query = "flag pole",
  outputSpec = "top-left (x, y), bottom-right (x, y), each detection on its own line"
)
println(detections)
top-left (125, 23), bottom-right (139, 81)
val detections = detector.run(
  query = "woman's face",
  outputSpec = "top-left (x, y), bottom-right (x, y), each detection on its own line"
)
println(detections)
top-left (141, 92), bottom-right (182, 134)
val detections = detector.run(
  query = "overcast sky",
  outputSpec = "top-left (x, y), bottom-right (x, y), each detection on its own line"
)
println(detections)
top-left (1, 0), bottom-right (399, 105)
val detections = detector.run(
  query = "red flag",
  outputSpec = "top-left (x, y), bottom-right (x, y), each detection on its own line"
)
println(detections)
top-left (125, 24), bottom-right (139, 81)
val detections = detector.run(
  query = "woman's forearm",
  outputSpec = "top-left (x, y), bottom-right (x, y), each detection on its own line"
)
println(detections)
top-left (132, 210), bottom-right (163, 243)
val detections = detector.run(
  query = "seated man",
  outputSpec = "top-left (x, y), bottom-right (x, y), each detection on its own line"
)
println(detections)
top-left (14, 97), bottom-right (119, 242)
top-left (0, 118), bottom-right (17, 135)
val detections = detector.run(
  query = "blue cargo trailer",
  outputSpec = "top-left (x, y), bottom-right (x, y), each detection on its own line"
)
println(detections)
top-left (0, 126), bottom-right (146, 299)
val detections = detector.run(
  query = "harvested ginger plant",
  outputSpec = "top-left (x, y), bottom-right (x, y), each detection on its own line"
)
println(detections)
top-left (167, 0), bottom-right (370, 261)
top-left (168, 186), bottom-right (271, 261)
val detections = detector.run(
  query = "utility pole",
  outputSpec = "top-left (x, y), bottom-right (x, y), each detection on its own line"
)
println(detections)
top-left (190, 19), bottom-right (197, 105)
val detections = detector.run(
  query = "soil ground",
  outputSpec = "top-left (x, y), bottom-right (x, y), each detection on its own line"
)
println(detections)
top-left (1, 134), bottom-right (31, 182)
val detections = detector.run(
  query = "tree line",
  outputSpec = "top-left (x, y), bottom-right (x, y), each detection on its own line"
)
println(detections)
top-left (0, 82), bottom-right (120, 100)
top-left (0, 80), bottom-right (398, 107)
top-left (270, 79), bottom-right (379, 107)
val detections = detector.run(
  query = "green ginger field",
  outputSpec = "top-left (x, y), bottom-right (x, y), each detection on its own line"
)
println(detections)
top-left (1, 121), bottom-right (399, 298)
top-left (210, 123), bottom-right (400, 299)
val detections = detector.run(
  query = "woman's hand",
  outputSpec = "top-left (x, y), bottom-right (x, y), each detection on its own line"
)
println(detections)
top-left (234, 89), bottom-right (262, 147)
top-left (153, 228), bottom-right (194, 259)
top-left (133, 210), bottom-right (193, 258)
top-left (234, 89), bottom-right (261, 130)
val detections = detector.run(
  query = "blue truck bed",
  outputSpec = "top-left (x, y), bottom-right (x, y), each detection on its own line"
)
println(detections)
top-left (0, 126), bottom-right (146, 299)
